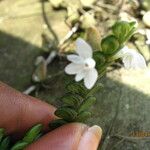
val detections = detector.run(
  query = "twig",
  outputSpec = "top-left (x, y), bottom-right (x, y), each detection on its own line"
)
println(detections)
top-left (110, 138), bottom-right (125, 150)
top-left (96, 1), bottom-right (117, 11)
top-left (45, 51), bottom-right (57, 65)
top-left (23, 85), bottom-right (36, 95)
top-left (111, 134), bottom-right (150, 141)
top-left (101, 88), bottom-right (123, 150)
top-left (58, 23), bottom-right (79, 47)
top-left (41, 0), bottom-right (59, 44)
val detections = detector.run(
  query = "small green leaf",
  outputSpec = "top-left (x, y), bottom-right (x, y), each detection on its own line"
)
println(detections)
top-left (11, 141), bottom-right (28, 150)
top-left (49, 119), bottom-right (68, 130)
top-left (66, 82), bottom-right (87, 97)
top-left (0, 128), bottom-right (5, 142)
top-left (23, 124), bottom-right (43, 144)
top-left (124, 27), bottom-right (136, 42)
top-left (93, 51), bottom-right (105, 70)
top-left (101, 35), bottom-right (119, 55)
top-left (87, 83), bottom-right (103, 96)
top-left (76, 111), bottom-right (91, 122)
top-left (61, 94), bottom-right (82, 107)
top-left (0, 136), bottom-right (10, 150)
top-left (78, 96), bottom-right (96, 112)
top-left (55, 107), bottom-right (77, 121)
top-left (112, 21), bottom-right (130, 43)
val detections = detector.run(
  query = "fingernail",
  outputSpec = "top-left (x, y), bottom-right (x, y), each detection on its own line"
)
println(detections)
top-left (78, 125), bottom-right (102, 150)
top-left (88, 125), bottom-right (102, 138)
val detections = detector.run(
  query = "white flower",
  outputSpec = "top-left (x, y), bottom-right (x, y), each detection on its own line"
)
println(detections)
top-left (115, 46), bottom-right (146, 69)
top-left (65, 38), bottom-right (98, 89)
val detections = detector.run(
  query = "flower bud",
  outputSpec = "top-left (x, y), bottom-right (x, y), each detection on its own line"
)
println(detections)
top-left (86, 27), bottom-right (101, 51)
top-left (101, 35), bottom-right (119, 55)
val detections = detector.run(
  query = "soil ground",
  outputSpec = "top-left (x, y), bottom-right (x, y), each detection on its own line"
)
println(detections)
top-left (0, 0), bottom-right (150, 149)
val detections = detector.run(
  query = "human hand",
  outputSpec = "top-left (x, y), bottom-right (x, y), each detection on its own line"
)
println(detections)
top-left (0, 82), bottom-right (102, 150)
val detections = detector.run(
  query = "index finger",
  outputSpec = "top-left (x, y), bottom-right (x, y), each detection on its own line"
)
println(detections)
top-left (0, 82), bottom-right (56, 134)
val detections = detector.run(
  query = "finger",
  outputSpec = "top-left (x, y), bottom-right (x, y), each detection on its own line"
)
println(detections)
top-left (25, 123), bottom-right (102, 150)
top-left (0, 82), bottom-right (56, 134)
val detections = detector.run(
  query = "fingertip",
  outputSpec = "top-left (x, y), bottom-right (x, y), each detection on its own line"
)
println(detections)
top-left (25, 123), bottom-right (88, 150)
top-left (78, 125), bottom-right (102, 150)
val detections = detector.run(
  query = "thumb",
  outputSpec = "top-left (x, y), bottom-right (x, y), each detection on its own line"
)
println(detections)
top-left (25, 123), bottom-right (102, 150)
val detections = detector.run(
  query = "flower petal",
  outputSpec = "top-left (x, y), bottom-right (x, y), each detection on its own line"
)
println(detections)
top-left (84, 68), bottom-right (98, 89)
top-left (75, 71), bottom-right (85, 82)
top-left (65, 63), bottom-right (83, 75)
top-left (76, 38), bottom-right (92, 58)
top-left (123, 50), bottom-right (146, 69)
top-left (67, 55), bottom-right (83, 64)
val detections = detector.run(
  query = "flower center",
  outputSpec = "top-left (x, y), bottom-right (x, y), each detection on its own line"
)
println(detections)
top-left (84, 58), bottom-right (95, 69)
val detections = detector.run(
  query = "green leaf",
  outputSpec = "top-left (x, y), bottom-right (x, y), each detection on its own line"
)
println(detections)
top-left (112, 21), bottom-right (130, 43)
top-left (0, 128), bottom-right (5, 142)
top-left (11, 141), bottom-right (28, 150)
top-left (61, 94), bottom-right (82, 107)
top-left (0, 136), bottom-right (10, 150)
top-left (101, 35), bottom-right (119, 55)
top-left (76, 111), bottom-right (91, 122)
top-left (66, 82), bottom-right (87, 97)
top-left (93, 51), bottom-right (106, 70)
top-left (78, 96), bottom-right (96, 112)
top-left (124, 27), bottom-right (136, 42)
top-left (87, 83), bottom-right (103, 96)
top-left (23, 124), bottom-right (43, 144)
top-left (55, 107), bottom-right (77, 121)
top-left (49, 119), bottom-right (68, 130)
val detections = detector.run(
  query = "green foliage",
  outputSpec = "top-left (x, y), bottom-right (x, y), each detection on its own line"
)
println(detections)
top-left (11, 142), bottom-right (28, 150)
top-left (55, 107), bottom-right (78, 121)
top-left (23, 124), bottom-right (43, 144)
top-left (61, 94), bottom-right (81, 107)
top-left (78, 96), bottom-right (96, 112)
top-left (0, 128), bottom-right (5, 143)
top-left (0, 124), bottom-right (43, 150)
top-left (49, 81), bottom-right (102, 129)
top-left (93, 51), bottom-right (106, 70)
top-left (49, 20), bottom-right (136, 130)
top-left (112, 21), bottom-right (136, 44)
top-left (49, 119), bottom-right (68, 130)
top-left (0, 136), bottom-right (10, 150)
top-left (11, 124), bottom-right (43, 150)
top-left (66, 82), bottom-right (88, 97)
top-left (101, 35), bottom-right (120, 55)
top-left (76, 111), bottom-right (92, 122)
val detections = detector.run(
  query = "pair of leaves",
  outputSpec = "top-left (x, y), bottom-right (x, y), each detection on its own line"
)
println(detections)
top-left (54, 96), bottom-right (96, 123)
top-left (66, 82), bottom-right (88, 97)
top-left (50, 80), bottom-right (102, 130)
top-left (11, 124), bottom-right (43, 150)
top-left (61, 94), bottom-right (82, 108)
top-left (112, 21), bottom-right (136, 44)
top-left (101, 35), bottom-right (120, 55)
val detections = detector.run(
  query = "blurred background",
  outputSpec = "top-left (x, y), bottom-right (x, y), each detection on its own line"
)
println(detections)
top-left (0, 0), bottom-right (150, 149)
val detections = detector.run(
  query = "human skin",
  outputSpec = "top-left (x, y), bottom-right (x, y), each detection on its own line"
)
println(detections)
top-left (0, 82), bottom-right (102, 150)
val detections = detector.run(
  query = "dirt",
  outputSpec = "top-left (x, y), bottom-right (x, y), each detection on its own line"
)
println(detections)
top-left (0, 0), bottom-right (150, 149)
